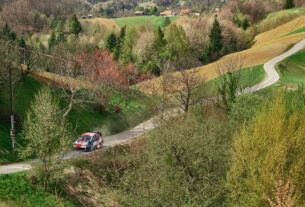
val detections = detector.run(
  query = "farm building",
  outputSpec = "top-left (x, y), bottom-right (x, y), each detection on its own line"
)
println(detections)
top-left (180, 9), bottom-right (190, 16)
top-left (135, 11), bottom-right (144, 15)
top-left (160, 11), bottom-right (175, 17)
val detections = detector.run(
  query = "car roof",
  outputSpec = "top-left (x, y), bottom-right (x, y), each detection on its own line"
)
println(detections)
top-left (81, 132), bottom-right (100, 137)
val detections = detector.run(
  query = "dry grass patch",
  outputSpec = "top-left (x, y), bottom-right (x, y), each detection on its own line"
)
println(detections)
top-left (80, 18), bottom-right (118, 30)
top-left (254, 15), bottom-right (305, 47)
top-left (29, 71), bottom-right (94, 89)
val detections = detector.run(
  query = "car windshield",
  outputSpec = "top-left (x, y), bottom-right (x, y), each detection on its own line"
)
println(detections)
top-left (77, 136), bottom-right (91, 142)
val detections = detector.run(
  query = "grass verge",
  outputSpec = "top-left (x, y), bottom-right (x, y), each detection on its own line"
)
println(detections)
top-left (204, 65), bottom-right (266, 97)
top-left (255, 48), bottom-right (305, 96)
top-left (0, 172), bottom-right (77, 207)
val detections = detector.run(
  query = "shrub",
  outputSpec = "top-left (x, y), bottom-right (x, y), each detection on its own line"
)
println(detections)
top-left (227, 91), bottom-right (305, 206)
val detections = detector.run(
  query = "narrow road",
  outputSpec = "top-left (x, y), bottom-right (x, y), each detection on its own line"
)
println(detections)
top-left (243, 38), bottom-right (305, 93)
top-left (1, 38), bottom-right (305, 175)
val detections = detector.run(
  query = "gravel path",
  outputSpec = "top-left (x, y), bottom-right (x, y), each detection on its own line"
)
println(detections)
top-left (1, 38), bottom-right (305, 175)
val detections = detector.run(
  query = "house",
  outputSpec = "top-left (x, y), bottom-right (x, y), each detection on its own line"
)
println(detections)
top-left (194, 13), bottom-right (200, 16)
top-left (135, 11), bottom-right (144, 15)
top-left (81, 16), bottom-right (87, 19)
top-left (88, 14), bottom-right (94, 18)
top-left (160, 11), bottom-right (175, 17)
top-left (180, 9), bottom-right (190, 16)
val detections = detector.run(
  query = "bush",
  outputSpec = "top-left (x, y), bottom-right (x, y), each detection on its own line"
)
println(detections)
top-left (227, 91), bottom-right (305, 206)
top-left (116, 105), bottom-right (231, 206)
top-left (229, 93), bottom-right (264, 124)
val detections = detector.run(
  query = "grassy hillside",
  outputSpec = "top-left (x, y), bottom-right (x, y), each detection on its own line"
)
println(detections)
top-left (113, 16), bottom-right (179, 27)
top-left (256, 48), bottom-right (305, 96)
top-left (0, 172), bottom-right (77, 207)
top-left (254, 13), bottom-right (305, 47)
top-left (0, 76), bottom-right (152, 164)
top-left (204, 65), bottom-right (265, 97)
top-left (138, 13), bottom-right (305, 93)
top-left (257, 7), bottom-right (305, 34)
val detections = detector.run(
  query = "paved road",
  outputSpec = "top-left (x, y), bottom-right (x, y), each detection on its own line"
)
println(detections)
top-left (243, 38), bottom-right (305, 93)
top-left (1, 38), bottom-right (305, 175)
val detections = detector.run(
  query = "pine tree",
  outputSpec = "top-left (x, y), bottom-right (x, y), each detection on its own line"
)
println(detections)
top-left (17, 37), bottom-right (26, 48)
top-left (242, 18), bottom-right (249, 30)
top-left (155, 26), bottom-right (166, 49)
top-left (106, 31), bottom-right (117, 53)
top-left (48, 31), bottom-right (56, 49)
top-left (283, 0), bottom-right (294, 9)
top-left (114, 25), bottom-right (126, 60)
top-left (2, 22), bottom-right (10, 38)
top-left (162, 17), bottom-right (171, 27)
top-left (9, 31), bottom-right (16, 41)
top-left (55, 21), bottom-right (65, 42)
top-left (69, 14), bottom-right (82, 35)
top-left (48, 15), bottom-right (56, 28)
top-left (209, 16), bottom-right (223, 60)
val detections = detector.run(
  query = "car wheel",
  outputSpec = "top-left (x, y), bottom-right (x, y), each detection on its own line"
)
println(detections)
top-left (90, 145), bottom-right (94, 151)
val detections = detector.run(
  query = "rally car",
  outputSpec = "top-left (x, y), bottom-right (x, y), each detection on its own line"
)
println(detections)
top-left (73, 131), bottom-right (104, 152)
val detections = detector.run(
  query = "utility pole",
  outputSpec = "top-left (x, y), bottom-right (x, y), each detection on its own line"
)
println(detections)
top-left (9, 61), bottom-right (15, 149)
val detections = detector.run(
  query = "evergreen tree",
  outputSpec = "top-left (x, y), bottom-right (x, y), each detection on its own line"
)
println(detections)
top-left (148, 26), bottom-right (167, 75)
top-left (283, 0), bottom-right (294, 9)
top-left (162, 17), bottom-right (171, 27)
top-left (2, 22), bottom-right (10, 39)
top-left (155, 26), bottom-right (166, 49)
top-left (48, 31), bottom-right (56, 50)
top-left (120, 27), bottom-right (136, 66)
top-left (114, 25), bottom-right (126, 60)
top-left (164, 24), bottom-right (189, 62)
top-left (106, 31), bottom-right (118, 53)
top-left (9, 31), bottom-right (16, 41)
top-left (209, 16), bottom-right (223, 60)
top-left (17, 37), bottom-right (26, 48)
top-left (69, 14), bottom-right (82, 35)
top-left (242, 18), bottom-right (249, 30)
top-left (55, 21), bottom-right (65, 42)
top-left (48, 15), bottom-right (56, 28)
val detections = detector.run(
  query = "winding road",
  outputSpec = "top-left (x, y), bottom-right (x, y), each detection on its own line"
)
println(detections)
top-left (1, 38), bottom-right (305, 175)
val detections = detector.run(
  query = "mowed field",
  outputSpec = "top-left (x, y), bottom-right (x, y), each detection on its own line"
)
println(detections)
top-left (113, 16), bottom-right (179, 27)
top-left (137, 14), bottom-right (305, 93)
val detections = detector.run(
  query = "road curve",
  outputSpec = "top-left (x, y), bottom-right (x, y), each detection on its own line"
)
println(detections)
top-left (243, 38), bottom-right (305, 93)
top-left (1, 38), bottom-right (305, 175)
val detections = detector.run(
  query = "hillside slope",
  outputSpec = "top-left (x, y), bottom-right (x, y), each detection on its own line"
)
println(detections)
top-left (137, 14), bottom-right (305, 92)
top-left (254, 14), bottom-right (305, 47)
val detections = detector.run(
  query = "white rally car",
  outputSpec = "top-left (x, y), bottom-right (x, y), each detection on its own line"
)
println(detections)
top-left (73, 131), bottom-right (104, 152)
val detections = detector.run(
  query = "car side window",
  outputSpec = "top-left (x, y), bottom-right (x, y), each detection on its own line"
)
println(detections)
top-left (93, 135), bottom-right (97, 142)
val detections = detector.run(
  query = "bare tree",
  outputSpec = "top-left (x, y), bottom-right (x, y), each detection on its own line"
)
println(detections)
top-left (171, 68), bottom-right (204, 112)
top-left (17, 47), bottom-right (39, 81)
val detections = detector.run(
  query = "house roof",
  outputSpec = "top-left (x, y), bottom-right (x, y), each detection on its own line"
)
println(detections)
top-left (161, 11), bottom-right (173, 15)
top-left (180, 9), bottom-right (190, 14)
